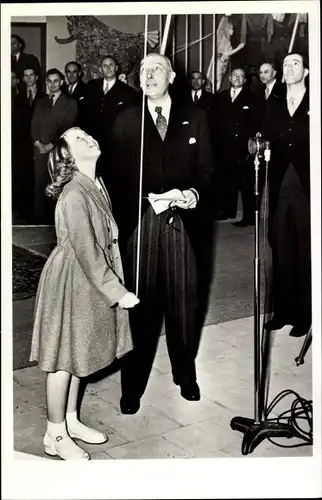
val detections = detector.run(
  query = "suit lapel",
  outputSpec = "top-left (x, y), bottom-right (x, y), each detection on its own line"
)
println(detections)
top-left (163, 100), bottom-right (183, 147)
top-left (199, 91), bottom-right (206, 107)
top-left (293, 89), bottom-right (309, 117)
top-left (98, 79), bottom-right (104, 97)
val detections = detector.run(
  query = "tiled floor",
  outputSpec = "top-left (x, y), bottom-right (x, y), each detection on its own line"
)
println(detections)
top-left (13, 315), bottom-right (312, 460)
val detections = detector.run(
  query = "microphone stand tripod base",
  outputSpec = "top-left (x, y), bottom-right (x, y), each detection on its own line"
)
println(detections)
top-left (230, 416), bottom-right (294, 455)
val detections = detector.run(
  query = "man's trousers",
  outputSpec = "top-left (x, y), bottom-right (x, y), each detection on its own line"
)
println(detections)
top-left (120, 206), bottom-right (201, 400)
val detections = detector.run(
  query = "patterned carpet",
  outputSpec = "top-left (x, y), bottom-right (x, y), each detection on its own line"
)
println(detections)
top-left (12, 245), bottom-right (46, 301)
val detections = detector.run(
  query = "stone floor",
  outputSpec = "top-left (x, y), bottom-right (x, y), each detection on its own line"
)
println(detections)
top-left (14, 315), bottom-right (312, 460)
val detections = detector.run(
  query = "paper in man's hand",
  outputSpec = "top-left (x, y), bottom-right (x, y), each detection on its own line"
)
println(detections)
top-left (148, 189), bottom-right (187, 214)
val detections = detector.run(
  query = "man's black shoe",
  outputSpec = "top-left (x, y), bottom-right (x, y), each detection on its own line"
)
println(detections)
top-left (289, 324), bottom-right (310, 338)
top-left (120, 396), bottom-right (140, 415)
top-left (233, 219), bottom-right (254, 227)
top-left (180, 382), bottom-right (200, 401)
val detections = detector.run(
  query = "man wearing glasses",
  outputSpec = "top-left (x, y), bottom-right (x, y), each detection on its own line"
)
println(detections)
top-left (109, 53), bottom-right (214, 414)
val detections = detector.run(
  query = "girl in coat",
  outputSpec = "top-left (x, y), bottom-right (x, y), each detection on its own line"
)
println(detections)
top-left (30, 127), bottom-right (139, 460)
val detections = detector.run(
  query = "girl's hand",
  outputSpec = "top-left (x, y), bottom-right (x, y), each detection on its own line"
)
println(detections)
top-left (118, 292), bottom-right (140, 309)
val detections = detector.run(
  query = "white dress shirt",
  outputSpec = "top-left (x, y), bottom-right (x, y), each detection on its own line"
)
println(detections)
top-left (265, 79), bottom-right (276, 99)
top-left (50, 91), bottom-right (61, 106)
top-left (147, 94), bottom-right (171, 125)
top-left (287, 87), bottom-right (306, 116)
top-left (68, 82), bottom-right (78, 95)
top-left (103, 78), bottom-right (116, 93)
top-left (27, 84), bottom-right (37, 101)
top-left (230, 87), bottom-right (242, 101)
top-left (191, 89), bottom-right (202, 102)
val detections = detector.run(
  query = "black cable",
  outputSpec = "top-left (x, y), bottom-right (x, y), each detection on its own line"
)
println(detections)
top-left (264, 389), bottom-right (313, 447)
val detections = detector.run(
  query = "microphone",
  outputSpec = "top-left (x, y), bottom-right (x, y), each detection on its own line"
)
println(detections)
top-left (248, 132), bottom-right (269, 158)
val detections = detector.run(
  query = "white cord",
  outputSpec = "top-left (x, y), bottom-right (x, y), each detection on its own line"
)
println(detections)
top-left (135, 14), bottom-right (149, 296)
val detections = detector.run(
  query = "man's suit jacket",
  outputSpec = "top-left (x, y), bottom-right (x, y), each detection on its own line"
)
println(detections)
top-left (213, 87), bottom-right (260, 164)
top-left (62, 80), bottom-right (87, 101)
top-left (84, 78), bottom-right (140, 144)
top-left (31, 92), bottom-right (78, 146)
top-left (14, 87), bottom-right (46, 147)
top-left (256, 80), bottom-right (285, 121)
top-left (263, 87), bottom-right (310, 218)
top-left (62, 80), bottom-right (87, 127)
top-left (259, 80), bottom-right (285, 103)
top-left (11, 52), bottom-right (41, 81)
top-left (187, 89), bottom-right (216, 135)
top-left (108, 99), bottom-right (214, 247)
top-left (189, 90), bottom-right (215, 112)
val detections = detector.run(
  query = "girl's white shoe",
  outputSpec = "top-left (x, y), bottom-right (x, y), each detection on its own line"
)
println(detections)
top-left (43, 431), bottom-right (90, 460)
top-left (67, 421), bottom-right (108, 444)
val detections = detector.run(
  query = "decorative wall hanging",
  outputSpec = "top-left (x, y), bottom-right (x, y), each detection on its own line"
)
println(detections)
top-left (55, 16), bottom-right (159, 87)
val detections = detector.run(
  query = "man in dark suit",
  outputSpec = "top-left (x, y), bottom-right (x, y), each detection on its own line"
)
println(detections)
top-left (84, 55), bottom-right (139, 151)
top-left (189, 71), bottom-right (215, 113)
top-left (109, 53), bottom-right (214, 414)
top-left (31, 68), bottom-right (77, 224)
top-left (213, 67), bottom-right (259, 224)
top-left (11, 34), bottom-right (42, 88)
top-left (12, 69), bottom-right (22, 221)
top-left (62, 61), bottom-right (87, 127)
top-left (188, 70), bottom-right (216, 152)
top-left (258, 62), bottom-right (284, 106)
top-left (263, 53), bottom-right (311, 338)
top-left (13, 67), bottom-right (45, 222)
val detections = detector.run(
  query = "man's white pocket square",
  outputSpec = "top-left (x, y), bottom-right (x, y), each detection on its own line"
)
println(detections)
top-left (243, 106), bottom-right (250, 109)
top-left (189, 137), bottom-right (196, 144)
top-left (79, 96), bottom-right (84, 100)
top-left (182, 121), bottom-right (189, 125)
top-left (118, 101), bottom-right (124, 105)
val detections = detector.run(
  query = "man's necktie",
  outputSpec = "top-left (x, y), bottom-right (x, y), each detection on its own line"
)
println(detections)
top-left (231, 88), bottom-right (237, 102)
top-left (103, 81), bottom-right (109, 95)
top-left (265, 87), bottom-right (270, 100)
top-left (49, 94), bottom-right (55, 107)
top-left (68, 85), bottom-right (73, 95)
top-left (155, 106), bottom-right (167, 141)
top-left (194, 91), bottom-right (199, 104)
top-left (28, 90), bottom-right (33, 107)
top-left (287, 96), bottom-right (296, 116)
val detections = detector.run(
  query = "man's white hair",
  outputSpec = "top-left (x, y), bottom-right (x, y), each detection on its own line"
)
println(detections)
top-left (140, 53), bottom-right (173, 73)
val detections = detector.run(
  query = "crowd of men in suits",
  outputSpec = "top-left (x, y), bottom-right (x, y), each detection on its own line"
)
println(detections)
top-left (10, 31), bottom-right (312, 417)
top-left (10, 32), bottom-right (293, 228)
top-left (11, 34), bottom-right (141, 224)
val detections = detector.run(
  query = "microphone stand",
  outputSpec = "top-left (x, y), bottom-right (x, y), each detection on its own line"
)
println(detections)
top-left (295, 326), bottom-right (312, 366)
top-left (230, 137), bottom-right (294, 455)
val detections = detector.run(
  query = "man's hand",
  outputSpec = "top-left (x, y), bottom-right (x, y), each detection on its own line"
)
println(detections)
top-left (41, 143), bottom-right (54, 154)
top-left (34, 141), bottom-right (46, 154)
top-left (118, 292), bottom-right (140, 309)
top-left (175, 189), bottom-right (198, 210)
